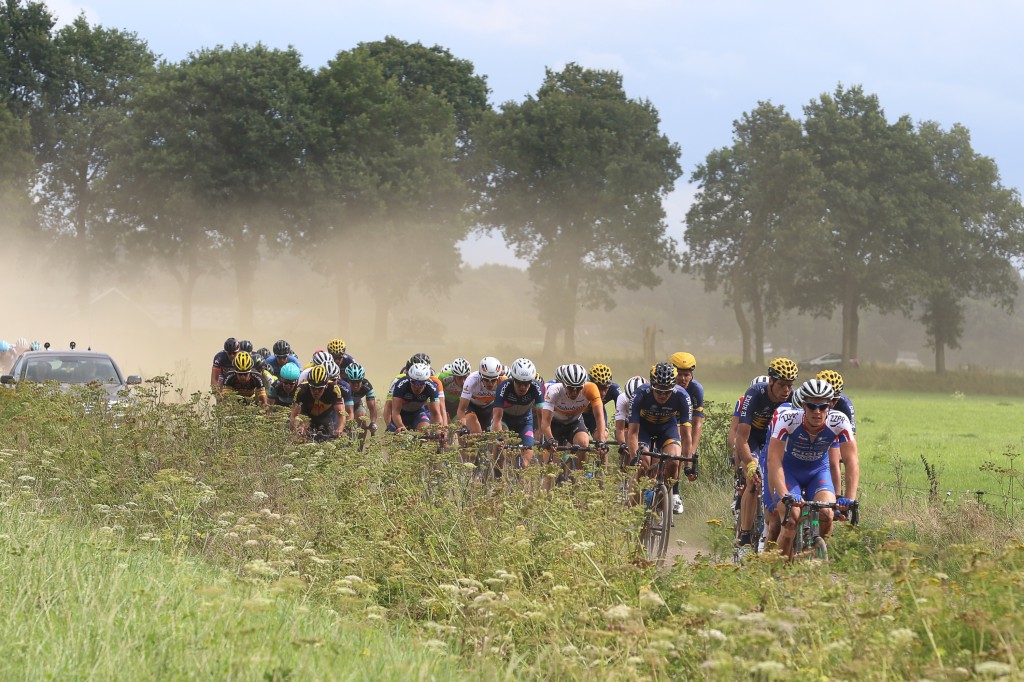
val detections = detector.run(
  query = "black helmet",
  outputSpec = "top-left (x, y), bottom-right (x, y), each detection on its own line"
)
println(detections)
top-left (256, 347), bottom-right (270, 360)
top-left (409, 352), bottom-right (431, 367)
top-left (239, 340), bottom-right (253, 353)
top-left (273, 339), bottom-right (291, 356)
top-left (224, 337), bottom-right (239, 353)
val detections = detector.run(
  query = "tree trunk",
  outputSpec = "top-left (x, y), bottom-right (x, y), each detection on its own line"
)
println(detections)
top-left (934, 342), bottom-right (946, 374)
top-left (732, 295), bottom-right (752, 366)
top-left (542, 325), bottom-right (558, 356)
top-left (841, 285), bottom-right (859, 368)
top-left (562, 258), bottom-right (581, 356)
top-left (751, 293), bottom-right (765, 366)
top-left (233, 234), bottom-right (258, 331)
top-left (171, 266), bottom-right (199, 340)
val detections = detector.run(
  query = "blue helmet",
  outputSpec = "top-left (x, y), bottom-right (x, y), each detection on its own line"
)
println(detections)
top-left (0, 340), bottom-right (9, 353)
top-left (279, 362), bottom-right (301, 382)
top-left (345, 363), bottom-right (365, 381)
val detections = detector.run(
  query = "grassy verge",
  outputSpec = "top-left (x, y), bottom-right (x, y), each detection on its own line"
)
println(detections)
top-left (0, 501), bottom-right (467, 681)
top-left (3, 380), bottom-right (1024, 679)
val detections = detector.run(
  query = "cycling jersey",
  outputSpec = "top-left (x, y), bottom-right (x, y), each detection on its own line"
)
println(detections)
top-left (267, 379), bottom-right (298, 407)
top-left (460, 371), bottom-right (500, 408)
top-left (739, 382), bottom-right (787, 450)
top-left (391, 376), bottom-right (440, 411)
top-left (221, 372), bottom-right (267, 400)
top-left (386, 374), bottom-right (445, 401)
top-left (331, 353), bottom-right (356, 372)
top-left (682, 379), bottom-right (705, 420)
top-left (493, 378), bottom-right (545, 421)
top-left (833, 394), bottom-right (856, 433)
top-left (629, 384), bottom-right (692, 427)
top-left (614, 392), bottom-right (632, 424)
top-left (293, 382), bottom-right (345, 418)
top-left (768, 407), bottom-right (853, 503)
top-left (348, 378), bottom-right (375, 407)
top-left (265, 354), bottom-right (301, 379)
top-left (583, 382), bottom-right (621, 432)
top-left (212, 351), bottom-right (234, 379)
top-left (438, 370), bottom-right (464, 406)
top-left (542, 382), bottom-right (603, 424)
top-left (333, 379), bottom-right (355, 407)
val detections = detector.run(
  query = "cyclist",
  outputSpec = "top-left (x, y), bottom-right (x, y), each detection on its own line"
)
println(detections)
top-left (669, 351), bottom-right (704, 513)
top-left (626, 362), bottom-right (694, 496)
top-left (766, 378), bottom-right (859, 559)
top-left (388, 362), bottom-right (443, 432)
top-left (211, 337), bottom-right (239, 389)
top-left (239, 340), bottom-right (254, 354)
top-left (344, 363), bottom-right (378, 432)
top-left (289, 364), bottom-right (347, 441)
top-left (265, 340), bottom-right (301, 379)
top-left (384, 353), bottom-right (447, 428)
top-left (539, 363), bottom-right (608, 463)
top-left (298, 350), bottom-right (333, 382)
top-left (583, 363), bottom-right (619, 438)
top-left (327, 338), bottom-right (356, 373)
top-left (267, 362), bottom-right (301, 408)
top-left (457, 356), bottom-right (503, 434)
top-left (490, 358), bottom-right (545, 467)
top-left (219, 351), bottom-right (269, 407)
top-left (0, 340), bottom-right (12, 373)
top-left (816, 369), bottom-right (856, 433)
top-left (614, 375), bottom-right (646, 463)
top-left (438, 358), bottom-right (472, 422)
top-left (734, 358), bottom-right (798, 555)
top-left (323, 359), bottom-right (355, 420)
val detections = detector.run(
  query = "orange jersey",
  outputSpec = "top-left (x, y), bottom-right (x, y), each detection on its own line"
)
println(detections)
top-left (542, 382), bottom-right (602, 423)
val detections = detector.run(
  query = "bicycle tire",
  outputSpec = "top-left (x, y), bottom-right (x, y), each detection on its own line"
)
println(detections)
top-left (812, 535), bottom-right (828, 561)
top-left (640, 484), bottom-right (670, 564)
top-left (654, 484), bottom-right (672, 565)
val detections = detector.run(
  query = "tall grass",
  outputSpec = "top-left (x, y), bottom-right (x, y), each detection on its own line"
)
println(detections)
top-left (2, 380), bottom-right (1024, 679)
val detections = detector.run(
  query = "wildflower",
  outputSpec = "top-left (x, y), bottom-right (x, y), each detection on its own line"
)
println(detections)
top-left (252, 491), bottom-right (269, 501)
top-left (698, 629), bottom-right (727, 642)
top-left (244, 539), bottom-right (259, 547)
top-left (17, 475), bottom-right (35, 483)
top-left (889, 628), bottom-right (917, 646)
top-left (224, 532), bottom-right (239, 540)
top-left (974, 661), bottom-right (1013, 677)
top-left (754, 661), bottom-right (786, 675)
top-left (639, 588), bottom-right (666, 609)
top-left (336, 587), bottom-right (357, 597)
top-left (604, 604), bottom-right (637, 621)
top-left (571, 541), bottom-right (596, 551)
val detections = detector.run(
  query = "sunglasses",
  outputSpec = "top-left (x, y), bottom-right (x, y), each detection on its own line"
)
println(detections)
top-left (653, 388), bottom-right (674, 395)
top-left (513, 379), bottom-right (533, 388)
top-left (275, 354), bottom-right (288, 360)
top-left (410, 380), bottom-right (427, 387)
top-left (804, 402), bottom-right (829, 412)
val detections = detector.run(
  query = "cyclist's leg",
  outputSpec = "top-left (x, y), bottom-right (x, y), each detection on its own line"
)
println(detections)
top-left (738, 439), bottom-right (764, 547)
top-left (809, 471), bottom-right (837, 537)
top-left (411, 406), bottom-right (432, 431)
top-left (570, 416), bottom-right (590, 464)
top-left (773, 480), bottom-right (803, 557)
top-left (507, 416), bottom-right (534, 467)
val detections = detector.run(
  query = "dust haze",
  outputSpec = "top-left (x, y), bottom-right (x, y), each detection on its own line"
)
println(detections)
top-left (6, 212), bottom-right (1024, 391)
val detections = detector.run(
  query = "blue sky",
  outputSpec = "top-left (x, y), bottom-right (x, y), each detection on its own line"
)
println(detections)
top-left (49, 0), bottom-right (1024, 266)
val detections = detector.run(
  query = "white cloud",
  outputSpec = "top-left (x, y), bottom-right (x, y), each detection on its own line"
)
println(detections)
top-left (45, 0), bottom-right (97, 27)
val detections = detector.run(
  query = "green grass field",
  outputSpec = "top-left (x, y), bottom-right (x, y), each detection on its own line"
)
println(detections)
top-left (4, 380), bottom-right (1024, 679)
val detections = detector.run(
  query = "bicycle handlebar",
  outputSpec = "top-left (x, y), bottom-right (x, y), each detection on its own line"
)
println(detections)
top-left (781, 497), bottom-right (859, 526)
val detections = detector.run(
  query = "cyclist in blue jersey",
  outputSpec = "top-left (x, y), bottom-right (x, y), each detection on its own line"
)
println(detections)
top-left (766, 378), bottom-right (859, 558)
top-left (583, 363), bottom-right (620, 435)
top-left (265, 340), bottom-right (301, 380)
top-left (327, 338), bottom-right (357, 373)
top-left (389, 362), bottom-right (443, 432)
top-left (734, 357), bottom-right (798, 553)
top-left (267, 362), bottom-right (301, 408)
top-left (211, 337), bottom-right (240, 390)
top-left (816, 369), bottom-right (856, 433)
top-left (670, 352), bottom-right (704, 513)
top-left (344, 363), bottom-right (378, 431)
top-left (627, 362), bottom-right (694, 490)
top-left (490, 358), bottom-right (545, 467)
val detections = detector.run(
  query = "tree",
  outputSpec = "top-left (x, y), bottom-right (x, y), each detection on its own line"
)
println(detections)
top-left (801, 84), bottom-right (927, 366)
top-left (311, 38), bottom-right (488, 339)
top-left (32, 16), bottom-right (154, 313)
top-left (912, 122), bottom-right (1024, 372)
top-left (119, 45), bottom-right (321, 330)
top-left (480, 63), bottom-right (681, 355)
top-left (685, 102), bottom-right (823, 365)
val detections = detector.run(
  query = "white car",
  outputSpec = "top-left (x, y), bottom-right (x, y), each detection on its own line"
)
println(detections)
top-left (1, 349), bottom-right (142, 402)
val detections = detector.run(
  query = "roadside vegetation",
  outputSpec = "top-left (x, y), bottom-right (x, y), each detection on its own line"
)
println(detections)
top-left (2, 380), bottom-right (1023, 680)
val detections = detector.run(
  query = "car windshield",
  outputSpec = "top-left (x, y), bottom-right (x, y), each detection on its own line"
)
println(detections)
top-left (24, 357), bottom-right (121, 385)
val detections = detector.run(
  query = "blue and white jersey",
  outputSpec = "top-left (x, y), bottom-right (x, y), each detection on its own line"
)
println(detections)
top-left (493, 378), bottom-right (545, 420)
top-left (629, 384), bottom-right (692, 427)
top-left (391, 376), bottom-right (440, 412)
top-left (832, 394), bottom-right (856, 433)
top-left (770, 408), bottom-right (853, 472)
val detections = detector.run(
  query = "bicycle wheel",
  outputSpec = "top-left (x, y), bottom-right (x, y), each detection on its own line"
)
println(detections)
top-left (812, 536), bottom-right (828, 561)
top-left (653, 485), bottom-right (672, 564)
top-left (640, 484), bottom-right (670, 564)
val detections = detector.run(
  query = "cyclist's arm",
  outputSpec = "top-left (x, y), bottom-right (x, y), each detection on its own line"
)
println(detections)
top-left (456, 396), bottom-right (470, 425)
top-left (539, 407), bottom-right (554, 442)
top-left (390, 397), bottom-right (406, 431)
top-left (626, 422), bottom-right (640, 460)
top-left (589, 401), bottom-right (607, 443)
top-left (335, 402), bottom-right (346, 436)
top-left (288, 402), bottom-right (301, 431)
top-left (210, 366), bottom-right (222, 390)
top-left (839, 440), bottom-right (859, 500)
top-left (615, 417), bottom-right (628, 443)
top-left (691, 414), bottom-right (703, 456)
top-left (491, 406), bottom-right (505, 431)
top-left (766, 439), bottom-right (786, 509)
top-left (382, 398), bottom-right (393, 429)
top-left (428, 400), bottom-right (443, 426)
top-left (366, 397), bottom-right (378, 425)
top-left (678, 423), bottom-right (692, 462)
top-left (727, 415), bottom-right (740, 462)
top-left (733, 423), bottom-right (754, 467)
top-left (829, 444), bottom-right (841, 494)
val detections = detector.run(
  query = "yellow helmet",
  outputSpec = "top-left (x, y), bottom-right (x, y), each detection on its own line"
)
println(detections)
top-left (816, 369), bottom-right (844, 394)
top-left (669, 351), bottom-right (696, 371)
top-left (232, 351), bottom-right (253, 373)
top-left (327, 338), bottom-right (346, 356)
top-left (588, 363), bottom-right (613, 385)
top-left (767, 357), bottom-right (799, 381)
top-left (307, 364), bottom-right (328, 387)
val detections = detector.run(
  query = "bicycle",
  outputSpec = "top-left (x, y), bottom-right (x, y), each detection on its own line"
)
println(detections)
top-left (732, 469), bottom-right (767, 562)
top-left (780, 497), bottom-right (859, 561)
top-left (540, 439), bottom-right (610, 487)
top-left (634, 447), bottom-right (698, 566)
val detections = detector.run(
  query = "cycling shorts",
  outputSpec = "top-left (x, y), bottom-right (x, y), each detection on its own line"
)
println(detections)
top-left (468, 402), bottom-right (494, 431)
top-left (502, 415), bottom-right (535, 449)
top-left (637, 421), bottom-right (681, 451)
top-left (550, 415), bottom-right (588, 443)
top-left (764, 463), bottom-right (834, 512)
top-left (389, 406), bottom-right (430, 431)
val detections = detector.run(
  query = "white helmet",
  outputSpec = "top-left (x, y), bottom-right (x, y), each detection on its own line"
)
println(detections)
top-left (624, 375), bottom-right (646, 401)
top-left (561, 363), bottom-right (587, 388)
top-left (323, 358), bottom-right (340, 380)
top-left (440, 363), bottom-right (452, 374)
top-left (479, 356), bottom-right (502, 379)
top-left (509, 358), bottom-right (537, 382)
top-left (750, 375), bottom-right (770, 387)
top-left (798, 378), bottom-right (834, 403)
top-left (451, 357), bottom-right (472, 377)
top-left (311, 350), bottom-right (332, 366)
top-left (408, 363), bottom-right (432, 382)
top-left (553, 364), bottom-right (568, 384)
